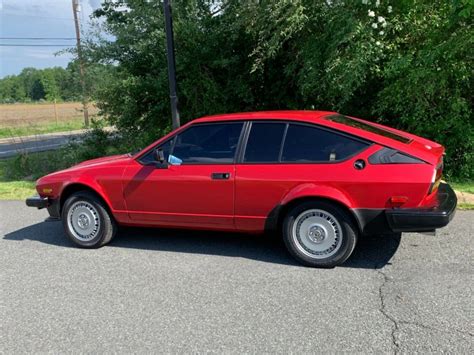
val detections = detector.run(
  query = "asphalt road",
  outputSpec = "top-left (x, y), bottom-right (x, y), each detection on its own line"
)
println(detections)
top-left (0, 130), bottom-right (85, 159)
top-left (1, 201), bottom-right (472, 353)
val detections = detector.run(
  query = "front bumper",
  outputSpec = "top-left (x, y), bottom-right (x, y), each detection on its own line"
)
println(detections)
top-left (385, 183), bottom-right (457, 233)
top-left (25, 195), bottom-right (61, 219)
top-left (26, 195), bottom-right (49, 208)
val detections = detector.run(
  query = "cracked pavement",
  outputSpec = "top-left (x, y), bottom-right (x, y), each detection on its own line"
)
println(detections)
top-left (1, 201), bottom-right (472, 353)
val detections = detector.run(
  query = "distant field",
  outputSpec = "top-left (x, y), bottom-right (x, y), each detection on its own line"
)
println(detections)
top-left (0, 102), bottom-right (100, 138)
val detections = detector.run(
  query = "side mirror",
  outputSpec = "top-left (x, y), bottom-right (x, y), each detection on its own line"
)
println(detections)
top-left (145, 148), bottom-right (168, 169)
top-left (154, 148), bottom-right (165, 164)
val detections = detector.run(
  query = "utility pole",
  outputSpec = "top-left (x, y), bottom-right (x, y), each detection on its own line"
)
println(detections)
top-left (72, 0), bottom-right (89, 127)
top-left (163, 0), bottom-right (180, 129)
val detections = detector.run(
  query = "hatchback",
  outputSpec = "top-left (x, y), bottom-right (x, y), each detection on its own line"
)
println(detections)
top-left (26, 111), bottom-right (456, 267)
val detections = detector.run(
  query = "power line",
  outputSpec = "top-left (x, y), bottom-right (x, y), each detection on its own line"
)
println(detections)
top-left (4, 13), bottom-right (74, 21)
top-left (0, 44), bottom-right (75, 47)
top-left (0, 37), bottom-right (76, 40)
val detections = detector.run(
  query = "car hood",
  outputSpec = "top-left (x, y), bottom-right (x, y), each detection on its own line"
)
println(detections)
top-left (71, 154), bottom-right (132, 169)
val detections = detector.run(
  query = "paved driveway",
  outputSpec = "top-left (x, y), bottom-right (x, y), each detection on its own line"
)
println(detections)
top-left (1, 201), bottom-right (472, 353)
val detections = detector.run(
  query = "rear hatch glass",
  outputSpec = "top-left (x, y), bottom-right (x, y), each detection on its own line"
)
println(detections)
top-left (325, 114), bottom-right (412, 144)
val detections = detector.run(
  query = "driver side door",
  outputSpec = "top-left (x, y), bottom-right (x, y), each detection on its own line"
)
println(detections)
top-left (122, 122), bottom-right (244, 230)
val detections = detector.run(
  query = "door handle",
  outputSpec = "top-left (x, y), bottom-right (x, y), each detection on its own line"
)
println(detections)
top-left (211, 172), bottom-right (230, 180)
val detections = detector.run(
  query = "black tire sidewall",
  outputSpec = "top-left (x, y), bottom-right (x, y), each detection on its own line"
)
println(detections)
top-left (61, 192), bottom-right (113, 248)
top-left (282, 201), bottom-right (358, 268)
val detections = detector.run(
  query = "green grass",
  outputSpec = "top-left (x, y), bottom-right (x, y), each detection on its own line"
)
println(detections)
top-left (450, 181), bottom-right (474, 194)
top-left (0, 128), bottom-right (121, 200)
top-left (0, 120), bottom-right (85, 139)
top-left (0, 149), bottom-right (80, 200)
top-left (0, 156), bottom-right (36, 200)
top-left (450, 180), bottom-right (474, 210)
top-left (0, 181), bottom-right (36, 200)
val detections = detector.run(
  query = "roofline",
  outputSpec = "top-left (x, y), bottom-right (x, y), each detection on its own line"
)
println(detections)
top-left (193, 110), bottom-right (336, 123)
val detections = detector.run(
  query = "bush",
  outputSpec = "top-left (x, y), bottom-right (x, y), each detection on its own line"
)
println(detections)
top-left (83, 0), bottom-right (472, 178)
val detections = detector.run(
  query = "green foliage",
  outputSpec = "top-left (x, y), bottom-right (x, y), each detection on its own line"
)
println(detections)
top-left (0, 63), bottom-right (112, 103)
top-left (80, 0), bottom-right (472, 178)
top-left (372, 1), bottom-right (473, 179)
top-left (40, 69), bottom-right (61, 102)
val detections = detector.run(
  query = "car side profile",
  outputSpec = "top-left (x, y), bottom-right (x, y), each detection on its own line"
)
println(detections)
top-left (26, 111), bottom-right (457, 267)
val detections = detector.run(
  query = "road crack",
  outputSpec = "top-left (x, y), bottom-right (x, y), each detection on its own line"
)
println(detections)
top-left (398, 319), bottom-right (474, 338)
top-left (376, 268), bottom-right (401, 354)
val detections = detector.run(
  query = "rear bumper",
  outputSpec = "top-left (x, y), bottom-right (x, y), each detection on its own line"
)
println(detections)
top-left (385, 183), bottom-right (457, 233)
top-left (25, 195), bottom-right (61, 219)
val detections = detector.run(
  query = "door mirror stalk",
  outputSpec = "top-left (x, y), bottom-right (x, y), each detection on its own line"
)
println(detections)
top-left (154, 148), bottom-right (166, 163)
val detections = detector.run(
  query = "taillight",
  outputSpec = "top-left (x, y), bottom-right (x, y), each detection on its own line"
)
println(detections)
top-left (428, 158), bottom-right (443, 195)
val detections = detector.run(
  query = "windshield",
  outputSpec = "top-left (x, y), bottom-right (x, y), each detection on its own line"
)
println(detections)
top-left (325, 114), bottom-right (412, 144)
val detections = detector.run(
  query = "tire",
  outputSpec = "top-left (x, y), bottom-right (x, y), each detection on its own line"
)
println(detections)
top-left (282, 201), bottom-right (358, 268)
top-left (61, 191), bottom-right (117, 248)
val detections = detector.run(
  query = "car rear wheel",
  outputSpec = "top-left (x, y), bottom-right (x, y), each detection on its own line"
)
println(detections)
top-left (62, 191), bottom-right (117, 248)
top-left (282, 201), bottom-right (358, 267)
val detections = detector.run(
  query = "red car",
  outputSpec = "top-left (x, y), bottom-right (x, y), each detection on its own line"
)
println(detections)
top-left (26, 111), bottom-right (456, 267)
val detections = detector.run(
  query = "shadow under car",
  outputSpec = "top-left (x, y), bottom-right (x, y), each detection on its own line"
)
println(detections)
top-left (4, 220), bottom-right (401, 269)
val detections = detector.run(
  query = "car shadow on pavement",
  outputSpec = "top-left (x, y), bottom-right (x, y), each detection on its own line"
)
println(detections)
top-left (4, 221), bottom-right (401, 269)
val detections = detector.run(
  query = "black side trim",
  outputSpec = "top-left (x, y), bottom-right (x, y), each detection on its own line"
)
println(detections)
top-left (352, 209), bottom-right (392, 236)
top-left (264, 204), bottom-right (283, 233)
top-left (47, 198), bottom-right (61, 219)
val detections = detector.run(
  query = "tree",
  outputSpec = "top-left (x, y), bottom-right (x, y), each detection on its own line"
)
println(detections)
top-left (40, 69), bottom-right (61, 102)
top-left (84, 0), bottom-right (472, 177)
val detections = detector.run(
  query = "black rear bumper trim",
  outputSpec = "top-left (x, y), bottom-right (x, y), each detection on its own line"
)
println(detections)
top-left (385, 183), bottom-right (457, 233)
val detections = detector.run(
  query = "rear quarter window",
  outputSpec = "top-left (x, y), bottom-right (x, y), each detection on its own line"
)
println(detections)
top-left (282, 124), bottom-right (370, 162)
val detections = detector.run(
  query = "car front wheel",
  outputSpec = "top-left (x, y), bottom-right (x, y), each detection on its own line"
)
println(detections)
top-left (62, 191), bottom-right (117, 248)
top-left (282, 201), bottom-right (358, 268)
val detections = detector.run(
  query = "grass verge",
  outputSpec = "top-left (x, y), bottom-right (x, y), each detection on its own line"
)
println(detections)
top-left (451, 181), bottom-right (474, 195)
top-left (0, 127), bottom-right (121, 200)
top-left (0, 119), bottom-right (85, 139)
top-left (0, 181), bottom-right (36, 200)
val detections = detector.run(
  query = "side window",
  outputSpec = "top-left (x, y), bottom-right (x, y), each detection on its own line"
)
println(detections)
top-left (282, 124), bottom-right (370, 162)
top-left (172, 123), bottom-right (243, 164)
top-left (139, 138), bottom-right (174, 165)
top-left (244, 122), bottom-right (286, 162)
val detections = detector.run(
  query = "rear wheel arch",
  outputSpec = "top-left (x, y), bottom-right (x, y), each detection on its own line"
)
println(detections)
top-left (270, 196), bottom-right (362, 235)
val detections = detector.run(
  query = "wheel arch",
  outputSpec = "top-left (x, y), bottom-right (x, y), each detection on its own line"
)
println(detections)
top-left (59, 182), bottom-right (113, 216)
top-left (266, 195), bottom-right (362, 235)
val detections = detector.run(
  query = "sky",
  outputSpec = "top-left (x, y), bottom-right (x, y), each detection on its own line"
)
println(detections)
top-left (0, 0), bottom-right (102, 78)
